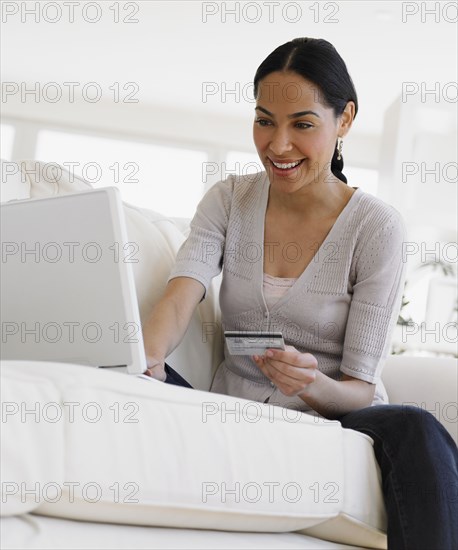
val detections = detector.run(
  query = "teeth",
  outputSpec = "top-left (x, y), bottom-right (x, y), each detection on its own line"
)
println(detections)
top-left (272, 159), bottom-right (302, 169)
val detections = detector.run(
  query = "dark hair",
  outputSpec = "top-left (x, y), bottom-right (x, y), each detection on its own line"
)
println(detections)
top-left (253, 37), bottom-right (358, 184)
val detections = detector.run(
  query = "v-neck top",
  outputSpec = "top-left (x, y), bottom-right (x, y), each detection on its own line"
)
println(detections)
top-left (168, 171), bottom-right (407, 414)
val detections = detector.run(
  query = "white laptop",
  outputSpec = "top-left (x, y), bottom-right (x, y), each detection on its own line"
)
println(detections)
top-left (1, 187), bottom-right (147, 375)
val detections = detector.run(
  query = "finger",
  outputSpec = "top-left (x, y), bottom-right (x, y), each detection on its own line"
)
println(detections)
top-left (266, 348), bottom-right (318, 370)
top-left (264, 357), bottom-right (309, 383)
top-left (254, 354), bottom-right (310, 389)
top-left (154, 371), bottom-right (167, 382)
top-left (269, 365), bottom-right (316, 388)
top-left (253, 355), bottom-right (275, 380)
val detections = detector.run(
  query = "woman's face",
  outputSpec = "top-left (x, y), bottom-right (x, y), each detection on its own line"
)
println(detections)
top-left (253, 71), bottom-right (352, 194)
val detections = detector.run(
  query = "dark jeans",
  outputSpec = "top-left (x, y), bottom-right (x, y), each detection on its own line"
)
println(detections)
top-left (163, 367), bottom-right (458, 549)
top-left (338, 405), bottom-right (458, 550)
top-left (163, 362), bottom-right (193, 388)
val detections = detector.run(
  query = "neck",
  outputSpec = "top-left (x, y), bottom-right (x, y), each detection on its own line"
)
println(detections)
top-left (267, 172), bottom-right (354, 220)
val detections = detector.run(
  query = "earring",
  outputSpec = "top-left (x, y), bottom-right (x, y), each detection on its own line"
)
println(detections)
top-left (337, 138), bottom-right (343, 161)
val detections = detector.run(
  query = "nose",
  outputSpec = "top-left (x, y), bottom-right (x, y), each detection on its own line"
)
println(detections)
top-left (268, 127), bottom-right (293, 156)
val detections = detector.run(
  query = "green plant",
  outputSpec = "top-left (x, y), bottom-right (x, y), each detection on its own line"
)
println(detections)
top-left (397, 281), bottom-right (413, 326)
top-left (396, 259), bottom-right (456, 327)
top-left (418, 259), bottom-right (455, 277)
top-left (393, 255), bottom-right (457, 356)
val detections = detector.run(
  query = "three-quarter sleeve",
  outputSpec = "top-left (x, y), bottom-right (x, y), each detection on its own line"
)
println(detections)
top-left (167, 176), bottom-right (234, 300)
top-left (340, 210), bottom-right (408, 383)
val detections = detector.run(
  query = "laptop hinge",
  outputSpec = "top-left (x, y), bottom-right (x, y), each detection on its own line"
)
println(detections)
top-left (98, 364), bottom-right (129, 373)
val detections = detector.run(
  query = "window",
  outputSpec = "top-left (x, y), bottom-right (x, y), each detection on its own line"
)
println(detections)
top-left (1, 124), bottom-right (15, 161)
top-left (35, 130), bottom-right (208, 218)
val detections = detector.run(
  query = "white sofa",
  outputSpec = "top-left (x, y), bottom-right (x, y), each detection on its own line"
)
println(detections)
top-left (1, 160), bottom-right (457, 550)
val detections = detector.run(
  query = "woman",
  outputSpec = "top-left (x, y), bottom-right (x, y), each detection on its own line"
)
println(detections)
top-left (142, 38), bottom-right (458, 549)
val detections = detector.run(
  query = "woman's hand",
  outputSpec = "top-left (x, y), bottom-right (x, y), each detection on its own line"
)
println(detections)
top-left (144, 355), bottom-right (167, 382)
top-left (252, 345), bottom-right (318, 397)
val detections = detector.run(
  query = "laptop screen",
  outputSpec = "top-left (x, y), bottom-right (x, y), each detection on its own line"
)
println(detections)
top-left (1, 187), bottom-right (146, 374)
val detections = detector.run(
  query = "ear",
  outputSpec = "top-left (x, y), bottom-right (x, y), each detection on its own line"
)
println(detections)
top-left (337, 101), bottom-right (355, 138)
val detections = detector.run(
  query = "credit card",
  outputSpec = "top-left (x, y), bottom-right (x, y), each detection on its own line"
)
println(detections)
top-left (224, 331), bottom-right (285, 355)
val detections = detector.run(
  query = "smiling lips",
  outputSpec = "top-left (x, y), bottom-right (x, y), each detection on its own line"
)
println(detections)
top-left (269, 158), bottom-right (305, 171)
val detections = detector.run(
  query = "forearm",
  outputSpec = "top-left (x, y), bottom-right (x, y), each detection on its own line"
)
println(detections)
top-left (299, 370), bottom-right (375, 419)
top-left (142, 297), bottom-right (188, 361)
top-left (255, 348), bottom-right (376, 419)
top-left (141, 277), bottom-right (205, 368)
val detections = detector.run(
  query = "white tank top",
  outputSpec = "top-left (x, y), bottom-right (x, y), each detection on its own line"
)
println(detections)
top-left (263, 272), bottom-right (298, 310)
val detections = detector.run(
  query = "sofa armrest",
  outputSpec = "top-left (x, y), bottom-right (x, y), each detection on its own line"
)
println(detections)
top-left (382, 355), bottom-right (457, 444)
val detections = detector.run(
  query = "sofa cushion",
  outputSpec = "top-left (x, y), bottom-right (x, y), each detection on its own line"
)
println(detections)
top-left (121, 202), bottom-right (223, 390)
top-left (0, 367), bottom-right (65, 516)
top-left (382, 355), bottom-right (458, 444)
top-left (1, 360), bottom-right (386, 548)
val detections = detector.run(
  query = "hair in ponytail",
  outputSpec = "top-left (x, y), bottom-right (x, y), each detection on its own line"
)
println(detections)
top-left (331, 143), bottom-right (347, 184)
top-left (253, 37), bottom-right (358, 184)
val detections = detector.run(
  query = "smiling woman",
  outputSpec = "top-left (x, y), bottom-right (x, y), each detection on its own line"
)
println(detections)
top-left (252, 71), bottom-right (355, 207)
top-left (141, 37), bottom-right (458, 549)
top-left (252, 37), bottom-right (358, 187)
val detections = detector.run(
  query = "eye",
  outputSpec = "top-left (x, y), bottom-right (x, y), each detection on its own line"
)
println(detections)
top-left (254, 118), bottom-right (272, 127)
top-left (295, 122), bottom-right (313, 130)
